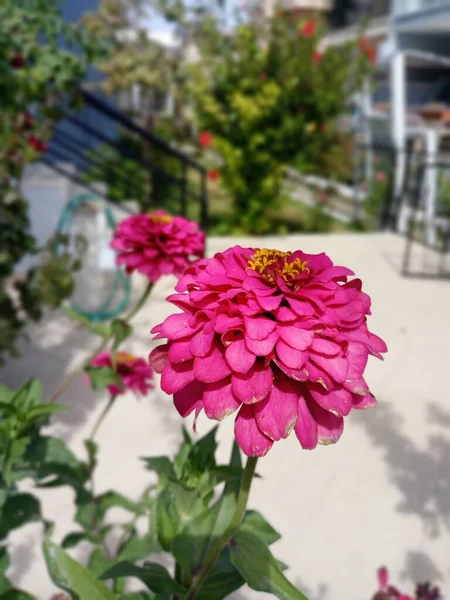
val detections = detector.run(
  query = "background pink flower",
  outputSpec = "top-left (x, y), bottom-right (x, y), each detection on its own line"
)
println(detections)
top-left (150, 246), bottom-right (387, 457)
top-left (91, 351), bottom-right (153, 396)
top-left (199, 130), bottom-right (212, 148)
top-left (111, 210), bottom-right (205, 282)
top-left (300, 19), bottom-right (316, 38)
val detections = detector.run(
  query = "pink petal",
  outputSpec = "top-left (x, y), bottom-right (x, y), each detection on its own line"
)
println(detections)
top-left (173, 379), bottom-right (204, 417)
top-left (287, 297), bottom-right (316, 317)
top-left (275, 339), bottom-right (307, 369)
top-left (234, 404), bottom-right (273, 457)
top-left (377, 567), bottom-right (389, 591)
top-left (231, 363), bottom-right (273, 404)
top-left (344, 377), bottom-right (369, 395)
top-left (245, 330), bottom-right (278, 356)
top-left (346, 342), bottom-right (369, 379)
top-left (352, 392), bottom-right (377, 410)
top-left (194, 345), bottom-right (231, 383)
top-left (225, 339), bottom-right (257, 374)
top-left (203, 379), bottom-right (241, 420)
top-left (309, 385), bottom-right (352, 417)
top-left (161, 360), bottom-right (195, 394)
top-left (279, 325), bottom-right (314, 351)
top-left (308, 400), bottom-right (344, 445)
top-left (305, 360), bottom-right (333, 390)
top-left (214, 314), bottom-right (243, 334)
top-left (168, 339), bottom-right (194, 363)
top-left (310, 338), bottom-right (341, 356)
top-left (294, 395), bottom-right (318, 449)
top-left (161, 313), bottom-right (198, 340)
top-left (255, 293), bottom-right (283, 311)
top-left (190, 329), bottom-right (215, 358)
top-left (310, 353), bottom-right (348, 384)
top-left (254, 375), bottom-right (299, 440)
top-left (149, 345), bottom-right (169, 374)
top-left (244, 316), bottom-right (277, 341)
top-left (274, 358), bottom-right (308, 382)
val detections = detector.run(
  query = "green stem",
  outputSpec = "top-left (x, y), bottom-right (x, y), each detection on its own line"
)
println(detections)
top-left (89, 395), bottom-right (116, 440)
top-left (184, 456), bottom-right (258, 600)
top-left (47, 282), bottom-right (153, 404)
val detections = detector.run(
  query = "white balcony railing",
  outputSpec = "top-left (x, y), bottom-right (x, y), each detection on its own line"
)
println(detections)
top-left (393, 0), bottom-right (450, 17)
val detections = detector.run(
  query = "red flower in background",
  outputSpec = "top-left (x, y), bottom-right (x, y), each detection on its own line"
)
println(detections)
top-left (360, 37), bottom-right (377, 64)
top-left (208, 169), bottom-right (220, 182)
top-left (259, 72), bottom-right (267, 80)
top-left (10, 52), bottom-right (24, 69)
top-left (199, 130), bottom-right (213, 148)
top-left (300, 19), bottom-right (316, 38)
top-left (90, 351), bottom-right (153, 397)
top-left (313, 50), bottom-right (322, 64)
top-left (27, 135), bottom-right (47, 153)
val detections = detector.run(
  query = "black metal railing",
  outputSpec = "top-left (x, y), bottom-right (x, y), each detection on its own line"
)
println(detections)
top-left (43, 89), bottom-right (208, 230)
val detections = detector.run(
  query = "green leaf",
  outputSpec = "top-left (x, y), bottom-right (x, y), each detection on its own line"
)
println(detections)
top-left (2, 438), bottom-right (30, 487)
top-left (87, 549), bottom-right (114, 578)
top-left (195, 548), bottom-right (245, 600)
top-left (155, 488), bottom-right (180, 552)
top-left (141, 456), bottom-right (176, 480)
top-left (96, 491), bottom-right (142, 517)
top-left (26, 404), bottom-right (67, 421)
top-left (11, 380), bottom-right (41, 410)
top-left (0, 590), bottom-right (37, 599)
top-left (43, 540), bottom-right (117, 600)
top-left (85, 366), bottom-right (123, 391)
top-left (119, 594), bottom-right (153, 600)
top-left (100, 561), bottom-right (184, 594)
top-left (111, 319), bottom-right (133, 349)
top-left (0, 494), bottom-right (41, 538)
top-left (118, 535), bottom-right (162, 562)
top-left (63, 305), bottom-right (110, 337)
top-left (241, 510), bottom-right (281, 546)
top-left (61, 531), bottom-right (96, 548)
top-left (0, 385), bottom-right (14, 404)
top-left (230, 530), bottom-right (308, 600)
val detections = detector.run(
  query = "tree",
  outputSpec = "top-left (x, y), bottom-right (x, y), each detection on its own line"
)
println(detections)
top-left (190, 13), bottom-right (373, 233)
top-left (0, 0), bottom-right (106, 364)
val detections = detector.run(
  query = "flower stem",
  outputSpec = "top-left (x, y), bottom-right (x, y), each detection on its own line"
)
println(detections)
top-left (184, 455), bottom-right (258, 600)
top-left (89, 395), bottom-right (116, 440)
top-left (47, 282), bottom-right (153, 404)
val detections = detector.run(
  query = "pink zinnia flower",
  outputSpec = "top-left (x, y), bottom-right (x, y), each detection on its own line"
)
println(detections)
top-left (111, 210), bottom-right (205, 283)
top-left (199, 130), bottom-right (213, 148)
top-left (300, 19), bottom-right (316, 38)
top-left (150, 246), bottom-right (387, 457)
top-left (90, 351), bottom-right (153, 397)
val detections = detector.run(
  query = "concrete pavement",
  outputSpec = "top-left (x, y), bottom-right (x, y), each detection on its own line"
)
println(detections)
top-left (1, 232), bottom-right (450, 599)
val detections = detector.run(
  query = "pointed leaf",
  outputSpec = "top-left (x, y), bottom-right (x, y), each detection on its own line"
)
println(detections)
top-left (230, 530), bottom-right (308, 600)
top-left (100, 561), bottom-right (184, 594)
top-left (241, 510), bottom-right (281, 546)
top-left (141, 456), bottom-right (176, 480)
top-left (43, 540), bottom-right (117, 600)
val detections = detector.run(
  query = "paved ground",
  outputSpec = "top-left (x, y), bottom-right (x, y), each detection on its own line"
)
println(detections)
top-left (2, 232), bottom-right (450, 600)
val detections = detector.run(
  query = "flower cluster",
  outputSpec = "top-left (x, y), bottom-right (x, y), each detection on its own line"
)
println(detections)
top-left (150, 245), bottom-right (387, 457)
top-left (91, 351), bottom-right (153, 397)
top-left (374, 567), bottom-right (441, 600)
top-left (111, 210), bottom-right (205, 283)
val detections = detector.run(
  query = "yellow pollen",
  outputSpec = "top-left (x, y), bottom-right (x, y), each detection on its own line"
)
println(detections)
top-left (247, 248), bottom-right (310, 286)
top-left (149, 212), bottom-right (173, 224)
top-left (116, 352), bottom-right (136, 364)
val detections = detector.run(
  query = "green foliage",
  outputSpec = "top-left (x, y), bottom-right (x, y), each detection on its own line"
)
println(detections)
top-left (0, 0), bottom-right (107, 364)
top-left (191, 14), bottom-right (373, 233)
top-left (85, 366), bottom-right (124, 391)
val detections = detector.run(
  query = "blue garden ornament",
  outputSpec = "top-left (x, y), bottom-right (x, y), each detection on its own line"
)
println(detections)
top-left (56, 192), bottom-right (131, 321)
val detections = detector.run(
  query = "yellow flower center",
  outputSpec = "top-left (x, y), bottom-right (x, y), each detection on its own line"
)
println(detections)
top-left (116, 352), bottom-right (136, 364)
top-left (247, 249), bottom-right (310, 286)
top-left (149, 212), bottom-right (173, 224)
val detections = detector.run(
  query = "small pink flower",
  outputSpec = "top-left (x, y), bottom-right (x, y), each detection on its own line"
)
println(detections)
top-left (360, 36), bottom-right (377, 64)
top-left (378, 567), bottom-right (389, 591)
top-left (150, 246), bottom-right (387, 457)
top-left (300, 19), bottom-right (316, 38)
top-left (111, 210), bottom-right (205, 283)
top-left (199, 130), bottom-right (213, 148)
top-left (91, 351), bottom-right (153, 396)
top-left (375, 171), bottom-right (387, 183)
top-left (208, 169), bottom-right (220, 182)
top-left (313, 50), bottom-right (322, 64)
top-left (259, 72), bottom-right (267, 80)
